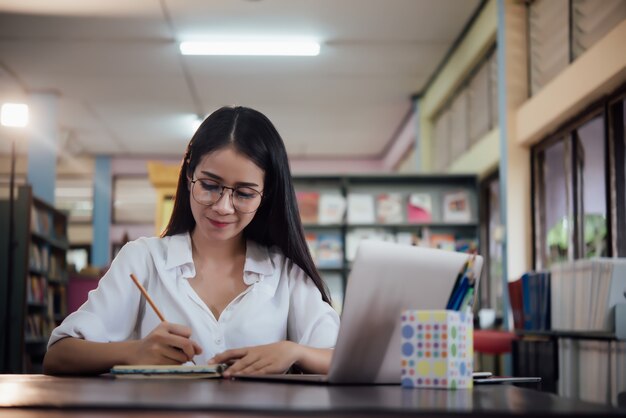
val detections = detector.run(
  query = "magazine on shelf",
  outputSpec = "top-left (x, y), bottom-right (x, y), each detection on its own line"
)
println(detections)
top-left (318, 193), bottom-right (346, 224)
top-left (345, 228), bottom-right (395, 261)
top-left (406, 193), bottom-right (433, 223)
top-left (375, 193), bottom-right (404, 224)
top-left (442, 190), bottom-right (471, 223)
top-left (316, 233), bottom-right (343, 268)
top-left (296, 191), bottom-right (320, 224)
top-left (347, 193), bottom-right (376, 224)
top-left (305, 232), bottom-right (318, 263)
top-left (430, 233), bottom-right (456, 252)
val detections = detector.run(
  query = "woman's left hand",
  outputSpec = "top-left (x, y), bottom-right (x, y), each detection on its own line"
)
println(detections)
top-left (209, 341), bottom-right (301, 377)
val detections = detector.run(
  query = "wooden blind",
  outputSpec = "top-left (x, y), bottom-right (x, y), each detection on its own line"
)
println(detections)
top-left (449, 89), bottom-right (469, 163)
top-left (572, 0), bottom-right (626, 59)
top-left (433, 107), bottom-right (450, 171)
top-left (113, 177), bottom-right (156, 224)
top-left (529, 0), bottom-right (570, 96)
top-left (468, 61), bottom-right (491, 146)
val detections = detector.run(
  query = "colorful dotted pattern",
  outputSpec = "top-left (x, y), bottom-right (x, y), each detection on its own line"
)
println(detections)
top-left (400, 309), bottom-right (473, 389)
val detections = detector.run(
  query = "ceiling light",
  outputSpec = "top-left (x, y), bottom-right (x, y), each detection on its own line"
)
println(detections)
top-left (1, 103), bottom-right (29, 127)
top-left (180, 41), bottom-right (320, 56)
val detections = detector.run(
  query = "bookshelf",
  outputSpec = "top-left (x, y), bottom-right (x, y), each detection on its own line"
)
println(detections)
top-left (293, 174), bottom-right (480, 314)
top-left (0, 185), bottom-right (69, 373)
top-left (508, 260), bottom-right (626, 407)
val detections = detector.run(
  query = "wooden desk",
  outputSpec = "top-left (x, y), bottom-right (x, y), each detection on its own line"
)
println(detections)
top-left (0, 375), bottom-right (622, 417)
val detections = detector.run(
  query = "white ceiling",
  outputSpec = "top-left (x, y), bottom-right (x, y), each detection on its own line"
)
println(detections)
top-left (0, 0), bottom-right (480, 159)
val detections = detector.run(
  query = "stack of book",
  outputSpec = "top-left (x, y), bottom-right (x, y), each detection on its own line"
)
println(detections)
top-left (550, 258), bottom-right (626, 332)
top-left (508, 271), bottom-right (551, 331)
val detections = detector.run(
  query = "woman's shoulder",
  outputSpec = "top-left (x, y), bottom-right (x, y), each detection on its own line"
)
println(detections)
top-left (116, 234), bottom-right (187, 259)
top-left (246, 240), bottom-right (301, 276)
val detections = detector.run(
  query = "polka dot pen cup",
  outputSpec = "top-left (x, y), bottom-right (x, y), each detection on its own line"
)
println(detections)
top-left (400, 309), bottom-right (473, 389)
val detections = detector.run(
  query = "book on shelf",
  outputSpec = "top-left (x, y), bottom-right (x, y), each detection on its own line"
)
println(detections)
top-left (318, 193), bottom-right (346, 224)
top-left (510, 271), bottom-right (551, 331)
top-left (551, 258), bottom-right (626, 332)
top-left (345, 228), bottom-right (395, 261)
top-left (454, 238), bottom-right (478, 253)
top-left (346, 194), bottom-right (376, 224)
top-left (305, 232), bottom-right (318, 262)
top-left (375, 193), bottom-right (404, 224)
top-left (316, 233), bottom-right (343, 268)
top-left (406, 193), bottom-right (433, 223)
top-left (442, 190), bottom-right (471, 223)
top-left (395, 231), bottom-right (419, 247)
top-left (508, 279), bottom-right (524, 330)
top-left (31, 206), bottom-right (52, 236)
top-left (430, 233), bottom-right (456, 252)
top-left (27, 275), bottom-right (47, 304)
top-left (296, 191), bottom-right (320, 224)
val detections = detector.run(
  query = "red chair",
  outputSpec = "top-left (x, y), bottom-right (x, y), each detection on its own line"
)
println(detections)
top-left (473, 330), bottom-right (518, 375)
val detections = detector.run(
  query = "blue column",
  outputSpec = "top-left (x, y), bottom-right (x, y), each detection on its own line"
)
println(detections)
top-left (27, 93), bottom-right (58, 204)
top-left (497, 0), bottom-right (512, 376)
top-left (496, 0), bottom-right (510, 331)
top-left (91, 156), bottom-right (111, 267)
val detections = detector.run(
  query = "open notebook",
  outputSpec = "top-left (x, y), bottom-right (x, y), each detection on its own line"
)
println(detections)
top-left (110, 364), bottom-right (226, 379)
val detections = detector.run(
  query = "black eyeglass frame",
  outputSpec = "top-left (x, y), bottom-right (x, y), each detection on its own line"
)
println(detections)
top-left (189, 178), bottom-right (264, 214)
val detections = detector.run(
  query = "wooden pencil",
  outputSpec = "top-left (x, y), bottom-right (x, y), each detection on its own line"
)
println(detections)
top-left (129, 273), bottom-right (165, 321)
top-left (129, 273), bottom-right (196, 364)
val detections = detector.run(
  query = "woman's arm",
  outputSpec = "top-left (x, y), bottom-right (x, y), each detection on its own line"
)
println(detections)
top-left (209, 341), bottom-right (332, 377)
top-left (44, 337), bottom-right (138, 375)
top-left (43, 322), bottom-right (202, 375)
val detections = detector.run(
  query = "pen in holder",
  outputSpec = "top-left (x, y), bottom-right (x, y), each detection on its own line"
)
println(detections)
top-left (401, 309), bottom-right (473, 389)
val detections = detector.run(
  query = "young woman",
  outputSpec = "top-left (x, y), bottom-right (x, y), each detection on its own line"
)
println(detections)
top-left (43, 106), bottom-right (340, 376)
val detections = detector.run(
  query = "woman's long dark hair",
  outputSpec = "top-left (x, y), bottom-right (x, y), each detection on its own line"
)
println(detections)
top-left (162, 106), bottom-right (331, 304)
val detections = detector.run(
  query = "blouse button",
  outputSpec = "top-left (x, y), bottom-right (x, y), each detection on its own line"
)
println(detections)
top-left (215, 338), bottom-right (222, 345)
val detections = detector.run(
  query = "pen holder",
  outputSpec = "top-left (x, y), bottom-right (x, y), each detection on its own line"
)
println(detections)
top-left (400, 309), bottom-right (473, 389)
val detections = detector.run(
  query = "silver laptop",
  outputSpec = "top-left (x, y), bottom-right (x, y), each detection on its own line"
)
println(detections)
top-left (237, 240), bottom-right (483, 384)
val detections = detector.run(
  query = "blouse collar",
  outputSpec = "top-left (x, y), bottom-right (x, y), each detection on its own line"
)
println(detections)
top-left (164, 232), bottom-right (275, 282)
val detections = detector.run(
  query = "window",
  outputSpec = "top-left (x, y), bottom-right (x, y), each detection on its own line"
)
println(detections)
top-left (55, 177), bottom-right (93, 223)
top-left (532, 84), bottom-right (626, 267)
top-left (575, 115), bottom-right (607, 258)
top-left (113, 176), bottom-right (156, 224)
top-left (479, 171), bottom-right (503, 314)
top-left (537, 137), bottom-right (573, 268)
top-left (431, 46), bottom-right (498, 171)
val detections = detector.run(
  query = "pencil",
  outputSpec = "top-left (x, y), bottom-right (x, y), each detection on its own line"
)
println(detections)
top-left (129, 273), bottom-right (196, 364)
top-left (130, 273), bottom-right (166, 321)
top-left (446, 257), bottom-right (470, 309)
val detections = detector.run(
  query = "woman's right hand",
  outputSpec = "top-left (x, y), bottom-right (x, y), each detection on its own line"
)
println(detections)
top-left (128, 321), bottom-right (203, 365)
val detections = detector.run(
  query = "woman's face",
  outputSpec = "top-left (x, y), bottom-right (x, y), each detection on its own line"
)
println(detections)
top-left (188, 146), bottom-right (265, 243)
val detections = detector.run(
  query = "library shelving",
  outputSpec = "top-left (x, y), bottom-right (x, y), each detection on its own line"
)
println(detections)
top-left (293, 174), bottom-right (480, 314)
top-left (508, 259), bottom-right (626, 407)
top-left (0, 185), bottom-right (69, 373)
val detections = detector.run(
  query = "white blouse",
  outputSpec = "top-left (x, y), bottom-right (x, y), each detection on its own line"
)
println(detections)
top-left (49, 233), bottom-right (340, 364)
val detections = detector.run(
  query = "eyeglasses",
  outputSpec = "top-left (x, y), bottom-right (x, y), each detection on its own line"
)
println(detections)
top-left (190, 178), bottom-right (263, 214)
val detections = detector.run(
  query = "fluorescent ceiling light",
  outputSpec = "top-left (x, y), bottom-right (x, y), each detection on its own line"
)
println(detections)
top-left (1, 103), bottom-right (29, 127)
top-left (180, 41), bottom-right (320, 56)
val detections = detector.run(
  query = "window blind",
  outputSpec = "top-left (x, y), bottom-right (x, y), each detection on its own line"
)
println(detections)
top-left (529, 0), bottom-right (570, 96)
top-left (572, 0), bottom-right (626, 59)
top-left (468, 61), bottom-right (491, 146)
top-left (113, 177), bottom-right (156, 224)
top-left (55, 177), bottom-right (94, 223)
top-left (433, 107), bottom-right (451, 171)
top-left (449, 89), bottom-right (469, 163)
